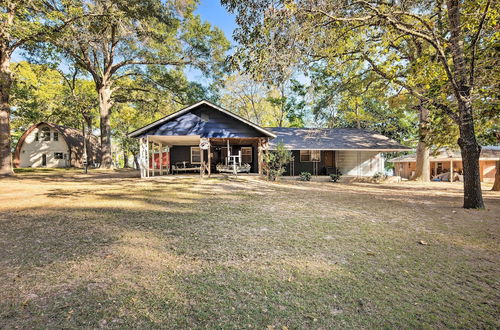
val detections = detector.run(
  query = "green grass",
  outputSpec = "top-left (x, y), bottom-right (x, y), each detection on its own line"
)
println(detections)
top-left (0, 170), bottom-right (499, 328)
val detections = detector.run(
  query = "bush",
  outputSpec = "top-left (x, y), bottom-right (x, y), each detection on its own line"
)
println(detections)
top-left (263, 142), bottom-right (293, 181)
top-left (299, 172), bottom-right (312, 181)
top-left (372, 171), bottom-right (387, 183)
top-left (330, 169), bottom-right (342, 182)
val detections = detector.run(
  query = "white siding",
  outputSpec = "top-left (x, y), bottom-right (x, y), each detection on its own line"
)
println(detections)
top-left (19, 125), bottom-right (71, 168)
top-left (337, 151), bottom-right (384, 176)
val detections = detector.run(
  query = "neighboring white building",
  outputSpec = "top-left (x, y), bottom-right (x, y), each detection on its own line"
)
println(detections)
top-left (14, 122), bottom-right (100, 168)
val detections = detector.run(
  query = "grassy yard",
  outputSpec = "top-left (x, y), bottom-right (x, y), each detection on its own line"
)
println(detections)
top-left (1, 170), bottom-right (499, 328)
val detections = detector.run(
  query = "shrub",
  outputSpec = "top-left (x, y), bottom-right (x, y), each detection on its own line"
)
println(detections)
top-left (263, 142), bottom-right (293, 181)
top-left (299, 172), bottom-right (312, 181)
top-left (372, 171), bottom-right (387, 183)
top-left (330, 169), bottom-right (342, 182)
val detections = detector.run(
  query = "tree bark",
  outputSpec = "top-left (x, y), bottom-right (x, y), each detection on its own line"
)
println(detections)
top-left (447, 0), bottom-right (484, 208)
top-left (457, 100), bottom-right (484, 208)
top-left (491, 161), bottom-right (500, 191)
top-left (0, 51), bottom-right (13, 176)
top-left (98, 82), bottom-right (114, 169)
top-left (122, 140), bottom-right (129, 168)
top-left (133, 154), bottom-right (139, 170)
top-left (411, 103), bottom-right (430, 181)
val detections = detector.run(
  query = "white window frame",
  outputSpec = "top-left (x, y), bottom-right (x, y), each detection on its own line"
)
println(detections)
top-left (300, 150), bottom-right (321, 162)
top-left (241, 147), bottom-right (252, 163)
top-left (190, 147), bottom-right (201, 164)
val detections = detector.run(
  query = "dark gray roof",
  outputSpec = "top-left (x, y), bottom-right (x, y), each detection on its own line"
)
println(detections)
top-left (389, 146), bottom-right (500, 162)
top-left (266, 127), bottom-right (411, 151)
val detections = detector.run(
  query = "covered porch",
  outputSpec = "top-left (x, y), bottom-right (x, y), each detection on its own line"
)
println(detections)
top-left (138, 135), bottom-right (268, 178)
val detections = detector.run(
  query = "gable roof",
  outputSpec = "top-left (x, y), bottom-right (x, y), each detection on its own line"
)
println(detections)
top-left (128, 100), bottom-right (276, 138)
top-left (267, 127), bottom-right (411, 151)
top-left (389, 146), bottom-right (500, 162)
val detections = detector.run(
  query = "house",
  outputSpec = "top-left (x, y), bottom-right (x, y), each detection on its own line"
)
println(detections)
top-left (14, 122), bottom-right (100, 168)
top-left (129, 100), bottom-right (411, 178)
top-left (267, 127), bottom-right (411, 176)
top-left (388, 147), bottom-right (500, 182)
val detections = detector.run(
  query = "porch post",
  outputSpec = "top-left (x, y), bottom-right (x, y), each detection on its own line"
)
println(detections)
top-left (208, 141), bottom-right (212, 177)
top-left (434, 161), bottom-right (437, 178)
top-left (258, 138), bottom-right (264, 175)
top-left (200, 146), bottom-right (204, 178)
top-left (159, 143), bottom-right (163, 176)
top-left (146, 136), bottom-right (150, 178)
top-left (139, 137), bottom-right (147, 178)
top-left (450, 159), bottom-right (454, 182)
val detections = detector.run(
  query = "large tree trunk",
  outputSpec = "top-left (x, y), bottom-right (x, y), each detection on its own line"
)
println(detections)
top-left (133, 154), bottom-right (139, 169)
top-left (492, 161), bottom-right (500, 191)
top-left (457, 101), bottom-right (484, 208)
top-left (412, 103), bottom-right (430, 181)
top-left (122, 140), bottom-right (129, 168)
top-left (447, 0), bottom-right (484, 208)
top-left (98, 82), bottom-right (113, 169)
top-left (0, 52), bottom-right (13, 176)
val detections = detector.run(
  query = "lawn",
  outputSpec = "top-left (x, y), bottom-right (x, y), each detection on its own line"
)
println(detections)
top-left (1, 170), bottom-right (499, 328)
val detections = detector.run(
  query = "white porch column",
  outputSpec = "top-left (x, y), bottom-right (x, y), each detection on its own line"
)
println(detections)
top-left (139, 137), bottom-right (148, 178)
top-left (450, 159), bottom-right (454, 182)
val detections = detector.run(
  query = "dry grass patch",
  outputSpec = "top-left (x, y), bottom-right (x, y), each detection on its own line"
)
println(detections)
top-left (0, 169), bottom-right (499, 328)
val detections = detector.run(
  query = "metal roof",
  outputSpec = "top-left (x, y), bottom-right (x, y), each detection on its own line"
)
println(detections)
top-left (266, 127), bottom-right (411, 151)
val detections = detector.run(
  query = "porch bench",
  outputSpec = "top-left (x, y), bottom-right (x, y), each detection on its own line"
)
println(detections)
top-left (172, 162), bottom-right (201, 174)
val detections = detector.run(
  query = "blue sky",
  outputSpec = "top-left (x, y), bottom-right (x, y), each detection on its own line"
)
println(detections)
top-left (196, 1), bottom-right (237, 44)
top-left (187, 1), bottom-right (237, 82)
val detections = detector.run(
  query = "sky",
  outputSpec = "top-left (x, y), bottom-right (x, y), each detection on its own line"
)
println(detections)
top-left (195, 1), bottom-right (237, 44)
top-left (186, 1), bottom-right (237, 82)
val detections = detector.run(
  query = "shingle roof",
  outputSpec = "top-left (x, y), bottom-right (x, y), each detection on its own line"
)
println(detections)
top-left (389, 146), bottom-right (500, 162)
top-left (43, 123), bottom-right (100, 158)
top-left (128, 100), bottom-right (276, 138)
top-left (266, 127), bottom-right (411, 151)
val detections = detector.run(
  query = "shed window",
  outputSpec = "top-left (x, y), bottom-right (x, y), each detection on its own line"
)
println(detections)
top-left (241, 147), bottom-right (252, 163)
top-left (35, 133), bottom-right (39, 141)
top-left (53, 132), bottom-right (58, 141)
top-left (300, 150), bottom-right (321, 162)
top-left (191, 147), bottom-right (201, 164)
top-left (41, 127), bottom-right (50, 141)
top-left (54, 152), bottom-right (64, 159)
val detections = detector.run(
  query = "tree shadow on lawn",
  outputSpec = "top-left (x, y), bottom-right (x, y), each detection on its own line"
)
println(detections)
top-left (1, 177), bottom-right (499, 328)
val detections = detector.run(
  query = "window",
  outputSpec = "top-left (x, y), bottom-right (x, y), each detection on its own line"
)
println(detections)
top-left (41, 127), bottom-right (50, 141)
top-left (53, 132), bottom-right (58, 141)
top-left (241, 147), bottom-right (252, 163)
top-left (35, 133), bottom-right (39, 141)
top-left (54, 152), bottom-right (64, 159)
top-left (300, 150), bottom-right (321, 162)
top-left (191, 147), bottom-right (201, 164)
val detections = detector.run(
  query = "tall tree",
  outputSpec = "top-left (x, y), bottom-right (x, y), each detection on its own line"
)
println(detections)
top-left (49, 0), bottom-right (229, 168)
top-left (223, 0), bottom-right (498, 208)
top-left (0, 1), bottom-right (65, 175)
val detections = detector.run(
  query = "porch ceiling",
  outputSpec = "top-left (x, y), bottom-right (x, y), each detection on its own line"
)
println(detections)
top-left (147, 135), bottom-right (200, 146)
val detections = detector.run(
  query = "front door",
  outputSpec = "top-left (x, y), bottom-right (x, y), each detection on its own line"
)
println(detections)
top-left (324, 151), bottom-right (335, 167)
top-left (41, 154), bottom-right (47, 167)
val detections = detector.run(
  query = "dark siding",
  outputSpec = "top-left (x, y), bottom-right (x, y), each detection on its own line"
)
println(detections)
top-left (139, 105), bottom-right (268, 138)
top-left (170, 146), bottom-right (193, 165)
top-left (283, 150), bottom-right (337, 176)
